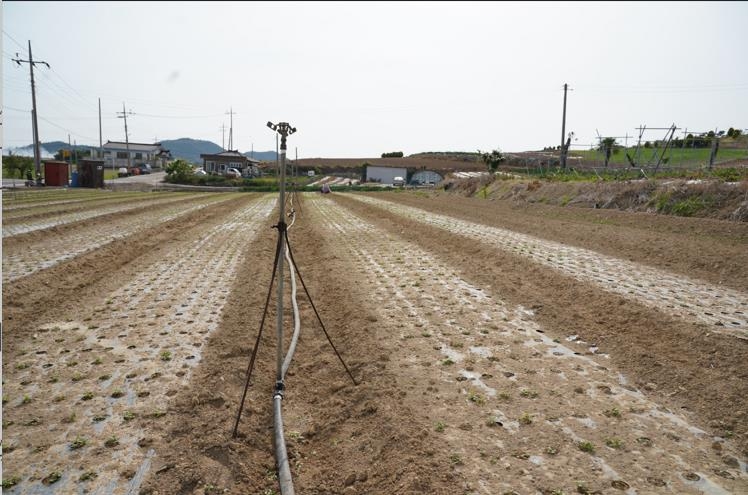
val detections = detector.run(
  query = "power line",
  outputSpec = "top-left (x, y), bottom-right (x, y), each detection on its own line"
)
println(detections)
top-left (2, 29), bottom-right (25, 50)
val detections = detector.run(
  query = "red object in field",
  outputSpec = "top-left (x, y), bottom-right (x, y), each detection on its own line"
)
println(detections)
top-left (43, 160), bottom-right (69, 186)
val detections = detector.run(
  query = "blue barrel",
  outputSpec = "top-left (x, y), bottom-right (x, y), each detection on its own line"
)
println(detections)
top-left (71, 170), bottom-right (79, 187)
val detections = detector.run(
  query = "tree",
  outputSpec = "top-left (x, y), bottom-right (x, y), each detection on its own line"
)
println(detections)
top-left (597, 137), bottom-right (618, 167)
top-left (164, 159), bottom-right (195, 182)
top-left (2, 152), bottom-right (34, 179)
top-left (381, 151), bottom-right (403, 158)
top-left (478, 148), bottom-right (505, 173)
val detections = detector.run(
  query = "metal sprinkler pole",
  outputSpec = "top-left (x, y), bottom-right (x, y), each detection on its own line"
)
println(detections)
top-left (266, 121), bottom-right (297, 495)
top-left (276, 132), bottom-right (287, 385)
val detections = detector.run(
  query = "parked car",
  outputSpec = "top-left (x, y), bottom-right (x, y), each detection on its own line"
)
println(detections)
top-left (226, 168), bottom-right (242, 179)
top-left (393, 176), bottom-right (405, 186)
top-left (137, 164), bottom-right (152, 175)
top-left (117, 167), bottom-right (129, 178)
top-left (194, 167), bottom-right (207, 176)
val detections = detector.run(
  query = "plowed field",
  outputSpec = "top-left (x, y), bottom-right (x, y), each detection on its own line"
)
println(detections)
top-left (2, 189), bottom-right (746, 495)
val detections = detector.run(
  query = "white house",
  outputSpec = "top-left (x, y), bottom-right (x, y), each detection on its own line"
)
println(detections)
top-left (200, 150), bottom-right (261, 177)
top-left (98, 141), bottom-right (171, 170)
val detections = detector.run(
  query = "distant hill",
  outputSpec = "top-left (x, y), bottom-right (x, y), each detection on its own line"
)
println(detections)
top-left (161, 138), bottom-right (222, 164)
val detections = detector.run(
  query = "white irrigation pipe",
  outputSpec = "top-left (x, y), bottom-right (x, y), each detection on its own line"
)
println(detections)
top-left (282, 207), bottom-right (300, 377)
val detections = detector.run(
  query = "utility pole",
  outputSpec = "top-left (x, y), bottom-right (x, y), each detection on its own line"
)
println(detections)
top-left (12, 41), bottom-right (50, 176)
top-left (226, 107), bottom-right (236, 150)
top-left (98, 98), bottom-right (104, 164)
top-left (117, 103), bottom-right (134, 171)
top-left (220, 123), bottom-right (227, 150)
top-left (560, 83), bottom-right (569, 169)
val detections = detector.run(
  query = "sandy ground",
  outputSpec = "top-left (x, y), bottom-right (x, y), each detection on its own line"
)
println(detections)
top-left (2, 189), bottom-right (746, 494)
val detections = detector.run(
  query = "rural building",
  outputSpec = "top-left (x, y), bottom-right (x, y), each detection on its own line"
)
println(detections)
top-left (98, 141), bottom-right (171, 170)
top-left (410, 170), bottom-right (443, 185)
top-left (200, 150), bottom-right (261, 177)
top-left (365, 165), bottom-right (408, 184)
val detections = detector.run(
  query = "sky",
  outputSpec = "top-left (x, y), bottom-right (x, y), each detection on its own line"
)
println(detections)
top-left (3, 1), bottom-right (748, 158)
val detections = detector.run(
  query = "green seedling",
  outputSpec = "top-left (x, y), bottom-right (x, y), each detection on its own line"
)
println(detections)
top-left (81, 392), bottom-right (94, 401)
top-left (98, 374), bottom-right (111, 381)
top-left (435, 421), bottom-right (446, 432)
top-left (42, 472), bottom-right (61, 485)
top-left (519, 389), bottom-right (538, 399)
top-left (160, 350), bottom-right (172, 361)
top-left (21, 395), bottom-right (32, 405)
top-left (69, 436), bottom-right (87, 449)
top-left (578, 441), bottom-right (595, 453)
top-left (605, 438), bottom-right (624, 449)
top-left (441, 358), bottom-right (455, 366)
top-left (2, 477), bottom-right (21, 488)
top-left (603, 407), bottom-right (621, 418)
top-left (519, 412), bottom-right (533, 425)
top-left (123, 410), bottom-right (135, 421)
top-left (449, 453), bottom-right (464, 465)
top-left (80, 471), bottom-right (98, 481)
top-left (104, 436), bottom-right (119, 447)
top-left (110, 390), bottom-right (124, 398)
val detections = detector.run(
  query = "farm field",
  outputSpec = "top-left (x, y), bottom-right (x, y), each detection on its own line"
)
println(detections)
top-left (2, 188), bottom-right (747, 494)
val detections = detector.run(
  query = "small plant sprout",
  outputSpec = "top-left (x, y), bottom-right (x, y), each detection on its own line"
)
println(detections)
top-left (80, 471), bottom-right (98, 481)
top-left (110, 389), bottom-right (124, 398)
top-left (69, 436), bottom-right (87, 450)
top-left (467, 390), bottom-right (485, 405)
top-left (603, 407), bottom-right (622, 418)
top-left (71, 373), bottom-right (85, 382)
top-left (545, 446), bottom-right (559, 456)
top-left (435, 421), bottom-right (446, 432)
top-left (81, 392), bottom-right (94, 401)
top-left (42, 471), bottom-right (62, 485)
top-left (498, 392), bottom-right (511, 401)
top-left (21, 395), bottom-right (32, 404)
top-left (449, 453), bottom-right (464, 465)
top-left (519, 389), bottom-right (538, 399)
top-left (92, 357), bottom-right (103, 365)
top-left (605, 438), bottom-right (624, 449)
top-left (98, 374), bottom-right (111, 381)
top-left (441, 358), bottom-right (455, 366)
top-left (2, 477), bottom-right (21, 488)
top-left (578, 441), bottom-right (595, 453)
top-left (160, 350), bottom-right (172, 361)
top-left (519, 412), bottom-right (533, 425)
top-left (104, 436), bottom-right (119, 447)
top-left (123, 410), bottom-right (135, 421)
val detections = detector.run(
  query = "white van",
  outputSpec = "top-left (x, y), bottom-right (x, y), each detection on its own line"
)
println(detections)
top-left (393, 176), bottom-right (405, 186)
top-left (307, 170), bottom-right (315, 177)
